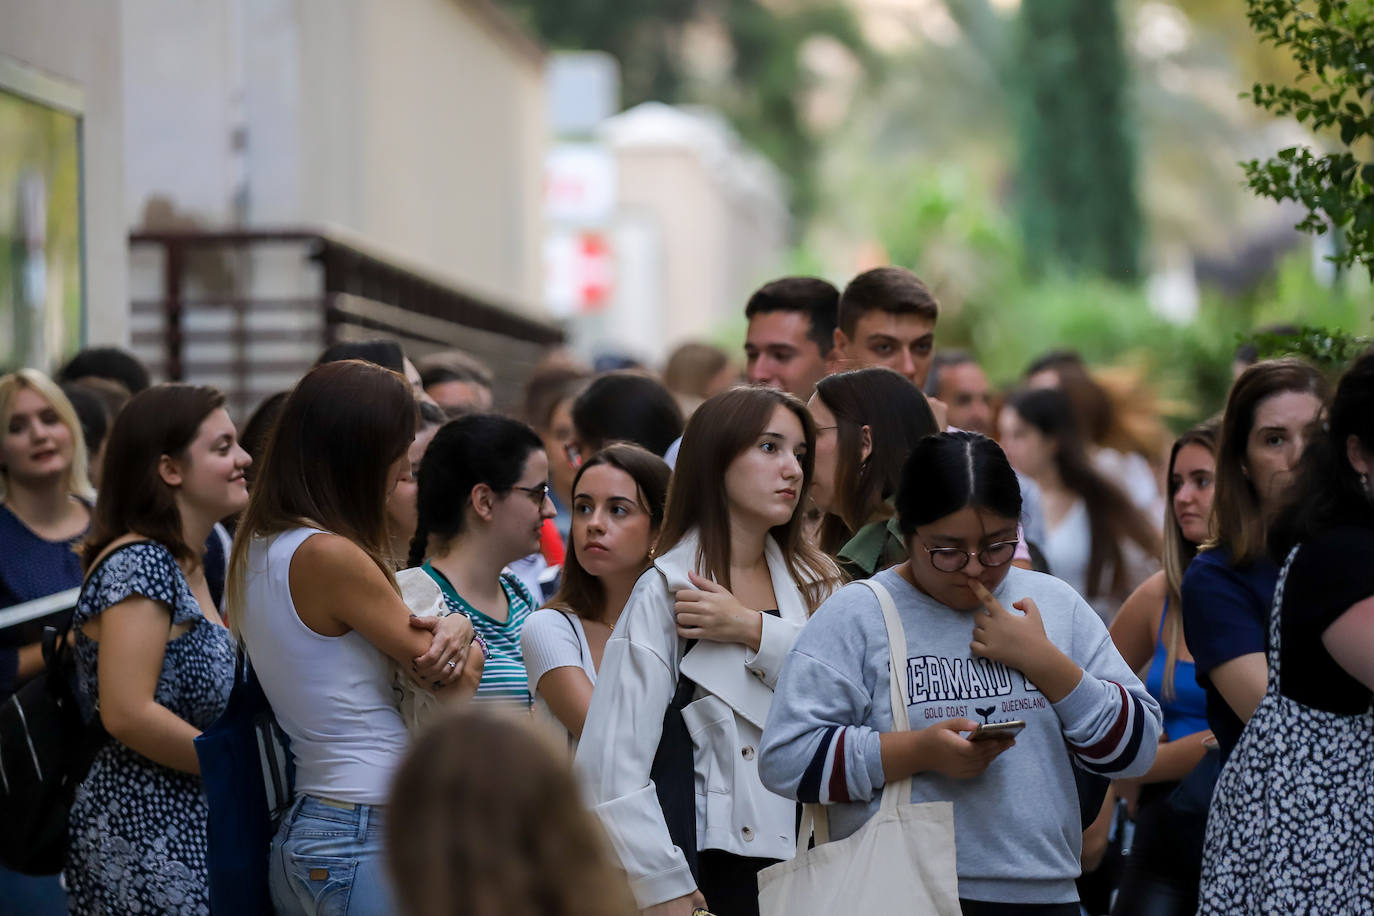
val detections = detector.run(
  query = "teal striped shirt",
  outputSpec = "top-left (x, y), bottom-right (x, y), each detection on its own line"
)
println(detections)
top-left (422, 563), bottom-right (535, 709)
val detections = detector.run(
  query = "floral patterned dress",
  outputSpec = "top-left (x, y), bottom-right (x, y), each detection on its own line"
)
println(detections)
top-left (64, 542), bottom-right (235, 915)
top-left (1198, 544), bottom-right (1374, 915)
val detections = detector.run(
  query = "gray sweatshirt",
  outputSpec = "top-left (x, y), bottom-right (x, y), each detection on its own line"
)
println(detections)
top-left (758, 566), bottom-right (1161, 905)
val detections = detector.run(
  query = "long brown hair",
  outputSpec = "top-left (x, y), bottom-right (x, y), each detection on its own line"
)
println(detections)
top-left (82, 384), bottom-right (225, 570)
top-left (1159, 419), bottom-right (1218, 701)
top-left (1007, 387), bottom-right (1162, 601)
top-left (1210, 357), bottom-right (1329, 566)
top-left (227, 361), bottom-right (416, 626)
top-left (387, 709), bottom-right (637, 916)
top-left (657, 386), bottom-right (840, 610)
top-left (813, 367), bottom-right (939, 552)
top-left (546, 443), bottom-right (670, 621)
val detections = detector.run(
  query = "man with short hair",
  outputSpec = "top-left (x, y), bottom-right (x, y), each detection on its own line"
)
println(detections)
top-left (833, 266), bottom-right (938, 388)
top-left (419, 350), bottom-right (494, 413)
top-left (926, 350), bottom-right (993, 436)
top-left (742, 276), bottom-right (838, 400)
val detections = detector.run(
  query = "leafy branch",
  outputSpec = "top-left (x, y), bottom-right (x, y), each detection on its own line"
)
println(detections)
top-left (1243, 323), bottom-right (1374, 370)
top-left (1242, 0), bottom-right (1374, 275)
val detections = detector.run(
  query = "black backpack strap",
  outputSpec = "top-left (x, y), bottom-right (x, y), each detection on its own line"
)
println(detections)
top-left (668, 638), bottom-right (698, 710)
top-left (651, 636), bottom-right (700, 882)
top-left (561, 611), bottom-right (588, 668)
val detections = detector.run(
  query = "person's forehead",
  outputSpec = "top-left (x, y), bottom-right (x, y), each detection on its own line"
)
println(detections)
top-left (1253, 389), bottom-right (1320, 427)
top-left (746, 310), bottom-right (816, 348)
top-left (9, 387), bottom-right (54, 412)
top-left (762, 404), bottom-right (805, 438)
top-left (193, 407), bottom-right (234, 440)
top-left (575, 463), bottom-right (639, 498)
top-left (855, 311), bottom-right (935, 340)
top-left (1172, 442), bottom-right (1213, 473)
top-left (921, 506), bottom-right (1016, 540)
top-left (944, 361), bottom-right (988, 389)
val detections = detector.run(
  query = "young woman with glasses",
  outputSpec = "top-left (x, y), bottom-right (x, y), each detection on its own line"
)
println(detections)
top-left (760, 431), bottom-right (1161, 916)
top-left (410, 414), bottom-right (557, 708)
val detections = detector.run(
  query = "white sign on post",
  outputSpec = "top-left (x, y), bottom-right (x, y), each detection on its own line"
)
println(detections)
top-left (545, 144), bottom-right (617, 226)
top-left (544, 229), bottom-right (614, 318)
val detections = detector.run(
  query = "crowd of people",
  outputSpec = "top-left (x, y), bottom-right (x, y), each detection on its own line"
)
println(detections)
top-left (0, 265), bottom-right (1370, 916)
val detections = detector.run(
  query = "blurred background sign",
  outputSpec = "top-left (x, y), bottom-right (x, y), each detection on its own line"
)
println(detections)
top-left (545, 144), bottom-right (617, 226)
top-left (546, 52), bottom-right (620, 137)
top-left (544, 229), bottom-right (613, 317)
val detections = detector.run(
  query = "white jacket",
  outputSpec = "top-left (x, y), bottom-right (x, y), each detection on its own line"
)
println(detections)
top-left (575, 530), bottom-right (814, 908)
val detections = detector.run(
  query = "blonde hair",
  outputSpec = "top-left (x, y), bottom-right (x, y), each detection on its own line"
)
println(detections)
top-left (0, 369), bottom-right (95, 503)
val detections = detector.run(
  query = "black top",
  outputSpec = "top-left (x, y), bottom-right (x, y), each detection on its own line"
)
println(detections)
top-left (1278, 525), bottom-right (1374, 714)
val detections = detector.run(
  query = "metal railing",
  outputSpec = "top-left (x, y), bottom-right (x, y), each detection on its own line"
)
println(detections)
top-left (129, 229), bottom-right (563, 416)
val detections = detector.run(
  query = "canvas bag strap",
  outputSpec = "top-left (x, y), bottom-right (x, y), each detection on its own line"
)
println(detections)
top-left (801, 577), bottom-right (913, 851)
top-left (861, 577), bottom-right (915, 817)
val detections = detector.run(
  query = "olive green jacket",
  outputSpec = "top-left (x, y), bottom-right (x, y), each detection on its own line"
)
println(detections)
top-left (834, 514), bottom-right (907, 581)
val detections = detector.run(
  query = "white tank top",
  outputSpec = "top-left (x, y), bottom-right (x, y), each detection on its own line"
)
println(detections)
top-left (237, 527), bottom-right (409, 805)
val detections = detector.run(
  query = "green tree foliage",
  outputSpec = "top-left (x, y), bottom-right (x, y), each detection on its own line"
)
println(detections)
top-left (498, 0), bottom-right (698, 106)
top-left (1242, 0), bottom-right (1374, 277)
top-left (1011, 0), bottom-right (1142, 281)
top-left (498, 0), bottom-right (874, 221)
top-left (720, 2), bottom-right (873, 219)
top-left (1245, 324), bottom-right (1374, 371)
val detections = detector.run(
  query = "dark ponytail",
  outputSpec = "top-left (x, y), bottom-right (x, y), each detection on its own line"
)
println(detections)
top-left (407, 414), bottom-right (545, 568)
top-left (894, 431), bottom-right (1022, 536)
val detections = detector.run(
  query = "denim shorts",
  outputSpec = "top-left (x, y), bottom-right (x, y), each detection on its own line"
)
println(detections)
top-left (269, 795), bottom-right (397, 916)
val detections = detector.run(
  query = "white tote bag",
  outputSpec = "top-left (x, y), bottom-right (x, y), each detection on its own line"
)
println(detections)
top-left (757, 579), bottom-right (962, 916)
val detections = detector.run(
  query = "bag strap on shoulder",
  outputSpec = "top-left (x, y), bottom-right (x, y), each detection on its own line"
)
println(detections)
top-left (802, 578), bottom-right (913, 851)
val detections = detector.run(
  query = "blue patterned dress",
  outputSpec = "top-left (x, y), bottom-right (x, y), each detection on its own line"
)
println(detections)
top-left (65, 542), bottom-right (235, 915)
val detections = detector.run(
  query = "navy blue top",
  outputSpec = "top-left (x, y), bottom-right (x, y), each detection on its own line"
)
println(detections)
top-left (0, 502), bottom-right (87, 646)
top-left (1179, 546), bottom-right (1279, 763)
top-left (1144, 597), bottom-right (1210, 740)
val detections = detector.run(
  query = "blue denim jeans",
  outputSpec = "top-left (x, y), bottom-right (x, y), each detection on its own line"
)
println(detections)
top-left (269, 795), bottom-right (397, 916)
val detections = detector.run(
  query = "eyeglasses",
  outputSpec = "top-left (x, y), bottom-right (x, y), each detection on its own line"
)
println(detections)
top-left (916, 535), bottom-right (1019, 573)
top-left (512, 483), bottom-right (553, 505)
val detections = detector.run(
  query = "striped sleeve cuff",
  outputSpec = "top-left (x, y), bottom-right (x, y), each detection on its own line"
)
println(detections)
top-left (1059, 680), bottom-right (1147, 775)
top-left (797, 726), bottom-right (855, 803)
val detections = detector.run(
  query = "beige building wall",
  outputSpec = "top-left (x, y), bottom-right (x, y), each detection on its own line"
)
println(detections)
top-left (594, 104), bottom-right (788, 364)
top-left (614, 147), bottom-right (733, 346)
top-left (0, 0), bottom-right (128, 348)
top-left (125, 0), bottom-right (547, 314)
top-left (354, 0), bottom-right (545, 312)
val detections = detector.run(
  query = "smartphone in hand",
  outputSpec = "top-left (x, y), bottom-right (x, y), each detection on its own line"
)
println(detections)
top-left (968, 720), bottom-right (1025, 741)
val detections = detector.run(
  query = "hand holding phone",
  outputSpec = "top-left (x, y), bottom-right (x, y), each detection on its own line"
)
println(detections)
top-left (915, 718), bottom-right (1014, 779)
top-left (967, 720), bottom-right (1026, 741)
